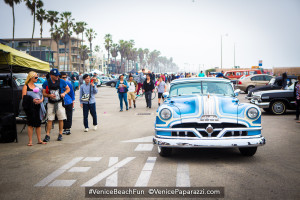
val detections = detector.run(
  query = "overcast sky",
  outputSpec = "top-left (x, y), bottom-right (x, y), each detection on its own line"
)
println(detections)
top-left (1, 0), bottom-right (300, 71)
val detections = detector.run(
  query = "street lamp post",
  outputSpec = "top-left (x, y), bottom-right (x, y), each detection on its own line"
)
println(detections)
top-left (220, 34), bottom-right (228, 69)
top-left (234, 43), bottom-right (235, 68)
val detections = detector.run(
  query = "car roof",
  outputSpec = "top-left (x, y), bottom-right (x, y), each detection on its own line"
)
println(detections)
top-left (225, 69), bottom-right (260, 72)
top-left (245, 74), bottom-right (273, 78)
top-left (275, 75), bottom-right (297, 80)
top-left (171, 77), bottom-right (231, 85)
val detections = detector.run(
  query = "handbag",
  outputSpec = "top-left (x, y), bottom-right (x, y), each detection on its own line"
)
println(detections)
top-left (81, 84), bottom-right (92, 102)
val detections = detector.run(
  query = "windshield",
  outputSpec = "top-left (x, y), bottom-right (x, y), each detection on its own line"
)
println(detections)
top-left (169, 82), bottom-right (234, 97)
top-left (15, 78), bottom-right (26, 86)
top-left (268, 77), bottom-right (275, 85)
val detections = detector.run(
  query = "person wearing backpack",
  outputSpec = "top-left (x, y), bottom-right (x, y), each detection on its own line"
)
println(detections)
top-left (42, 69), bottom-right (70, 142)
top-left (116, 74), bottom-right (129, 112)
top-left (80, 74), bottom-right (98, 132)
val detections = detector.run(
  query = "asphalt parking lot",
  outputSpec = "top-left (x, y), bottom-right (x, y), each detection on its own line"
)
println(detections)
top-left (0, 85), bottom-right (299, 200)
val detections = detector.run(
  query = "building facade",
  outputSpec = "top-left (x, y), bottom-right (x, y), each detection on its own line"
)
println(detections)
top-left (3, 37), bottom-right (82, 72)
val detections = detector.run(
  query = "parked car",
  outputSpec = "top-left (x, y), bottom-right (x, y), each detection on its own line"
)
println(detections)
top-left (250, 83), bottom-right (297, 115)
top-left (99, 76), bottom-right (111, 84)
top-left (153, 77), bottom-right (265, 157)
top-left (105, 79), bottom-right (118, 87)
top-left (0, 73), bottom-right (26, 116)
top-left (35, 77), bottom-right (46, 89)
top-left (224, 69), bottom-right (262, 80)
top-left (237, 74), bottom-right (273, 93)
top-left (246, 75), bottom-right (297, 99)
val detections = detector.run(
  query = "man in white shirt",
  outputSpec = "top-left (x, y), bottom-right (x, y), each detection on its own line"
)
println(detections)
top-left (128, 75), bottom-right (137, 108)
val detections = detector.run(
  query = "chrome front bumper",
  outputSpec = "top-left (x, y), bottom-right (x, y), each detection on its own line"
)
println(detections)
top-left (153, 136), bottom-right (266, 148)
top-left (250, 99), bottom-right (270, 108)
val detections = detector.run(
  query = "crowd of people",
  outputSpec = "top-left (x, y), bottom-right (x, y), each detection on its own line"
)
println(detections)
top-left (21, 68), bottom-right (300, 146)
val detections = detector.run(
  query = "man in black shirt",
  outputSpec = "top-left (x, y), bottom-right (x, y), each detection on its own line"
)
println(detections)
top-left (142, 74), bottom-right (155, 108)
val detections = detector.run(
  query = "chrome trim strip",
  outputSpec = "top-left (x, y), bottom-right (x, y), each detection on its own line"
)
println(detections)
top-left (250, 100), bottom-right (270, 108)
top-left (153, 136), bottom-right (266, 148)
top-left (155, 127), bottom-right (262, 138)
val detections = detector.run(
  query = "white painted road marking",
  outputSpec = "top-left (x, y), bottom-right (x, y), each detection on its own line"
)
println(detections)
top-left (122, 136), bottom-right (153, 143)
top-left (82, 157), bottom-right (102, 162)
top-left (135, 157), bottom-right (157, 187)
top-left (134, 144), bottom-right (154, 151)
top-left (35, 157), bottom-right (83, 187)
top-left (81, 157), bottom-right (135, 187)
top-left (68, 167), bottom-right (91, 173)
top-left (105, 157), bottom-right (118, 186)
top-left (48, 180), bottom-right (76, 187)
top-left (176, 163), bottom-right (190, 187)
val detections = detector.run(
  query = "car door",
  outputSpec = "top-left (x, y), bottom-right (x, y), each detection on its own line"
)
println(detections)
top-left (254, 75), bottom-right (267, 86)
top-left (262, 75), bottom-right (272, 86)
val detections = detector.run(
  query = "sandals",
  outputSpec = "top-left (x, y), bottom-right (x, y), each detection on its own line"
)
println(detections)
top-left (37, 142), bottom-right (47, 144)
top-left (27, 143), bottom-right (33, 146)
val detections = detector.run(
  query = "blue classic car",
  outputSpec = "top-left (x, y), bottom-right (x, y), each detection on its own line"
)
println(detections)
top-left (153, 78), bottom-right (266, 157)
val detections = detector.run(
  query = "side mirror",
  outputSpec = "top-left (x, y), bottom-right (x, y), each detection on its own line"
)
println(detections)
top-left (163, 92), bottom-right (169, 99)
top-left (234, 89), bottom-right (241, 97)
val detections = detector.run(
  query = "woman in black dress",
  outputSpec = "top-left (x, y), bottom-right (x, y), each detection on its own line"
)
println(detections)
top-left (22, 71), bottom-right (46, 146)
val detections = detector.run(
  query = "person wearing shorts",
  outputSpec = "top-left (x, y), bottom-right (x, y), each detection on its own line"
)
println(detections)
top-left (157, 76), bottom-right (167, 106)
top-left (128, 75), bottom-right (137, 108)
top-left (42, 69), bottom-right (70, 142)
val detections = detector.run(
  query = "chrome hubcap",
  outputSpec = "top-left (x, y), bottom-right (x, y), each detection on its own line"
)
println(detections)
top-left (273, 103), bottom-right (284, 113)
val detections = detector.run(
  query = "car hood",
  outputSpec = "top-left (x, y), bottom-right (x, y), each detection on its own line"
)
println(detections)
top-left (164, 94), bottom-right (249, 119)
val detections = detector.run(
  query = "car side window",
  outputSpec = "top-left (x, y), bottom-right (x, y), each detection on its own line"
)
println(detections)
top-left (251, 76), bottom-right (257, 81)
top-left (264, 76), bottom-right (272, 81)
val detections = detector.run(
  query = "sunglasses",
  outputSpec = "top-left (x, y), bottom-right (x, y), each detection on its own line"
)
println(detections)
top-left (62, 77), bottom-right (67, 79)
top-left (34, 77), bottom-right (39, 79)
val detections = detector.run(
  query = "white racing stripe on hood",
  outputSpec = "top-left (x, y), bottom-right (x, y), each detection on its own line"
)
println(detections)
top-left (203, 95), bottom-right (216, 115)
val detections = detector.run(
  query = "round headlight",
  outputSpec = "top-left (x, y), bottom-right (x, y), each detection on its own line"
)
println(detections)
top-left (160, 108), bottom-right (172, 120)
top-left (247, 107), bottom-right (259, 119)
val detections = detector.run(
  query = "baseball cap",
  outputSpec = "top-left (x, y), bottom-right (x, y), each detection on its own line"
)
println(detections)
top-left (50, 69), bottom-right (60, 76)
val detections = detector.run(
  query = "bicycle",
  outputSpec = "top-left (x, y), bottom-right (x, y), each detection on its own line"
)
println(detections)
top-left (135, 87), bottom-right (156, 100)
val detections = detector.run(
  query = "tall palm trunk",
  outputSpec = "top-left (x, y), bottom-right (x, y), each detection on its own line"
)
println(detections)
top-left (57, 42), bottom-right (59, 68)
top-left (77, 35), bottom-right (79, 72)
top-left (30, 10), bottom-right (36, 55)
top-left (67, 41), bottom-right (70, 71)
top-left (49, 30), bottom-right (53, 65)
top-left (81, 33), bottom-right (84, 73)
top-left (12, 4), bottom-right (15, 48)
top-left (64, 43), bottom-right (67, 70)
top-left (90, 42), bottom-right (92, 71)
top-left (39, 25), bottom-right (42, 60)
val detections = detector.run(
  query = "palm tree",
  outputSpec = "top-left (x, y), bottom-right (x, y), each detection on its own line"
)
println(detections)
top-left (4, 0), bottom-right (22, 48)
top-left (118, 40), bottom-right (127, 73)
top-left (72, 21), bottom-right (87, 72)
top-left (138, 48), bottom-right (144, 69)
top-left (45, 10), bottom-right (59, 64)
top-left (25, 0), bottom-right (44, 55)
top-left (125, 40), bottom-right (135, 72)
top-left (94, 45), bottom-right (100, 53)
top-left (60, 11), bottom-right (74, 71)
top-left (85, 28), bottom-right (97, 71)
top-left (51, 24), bottom-right (62, 68)
top-left (36, 8), bottom-right (46, 59)
top-left (110, 43), bottom-right (119, 72)
top-left (104, 34), bottom-right (112, 67)
top-left (79, 45), bottom-right (89, 72)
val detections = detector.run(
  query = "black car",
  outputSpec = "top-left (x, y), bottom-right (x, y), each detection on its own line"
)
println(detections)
top-left (246, 75), bottom-right (297, 99)
top-left (249, 83), bottom-right (297, 115)
top-left (105, 79), bottom-right (118, 87)
top-left (0, 73), bottom-right (27, 116)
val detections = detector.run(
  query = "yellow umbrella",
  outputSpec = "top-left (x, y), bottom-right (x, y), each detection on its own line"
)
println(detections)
top-left (0, 43), bottom-right (50, 73)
